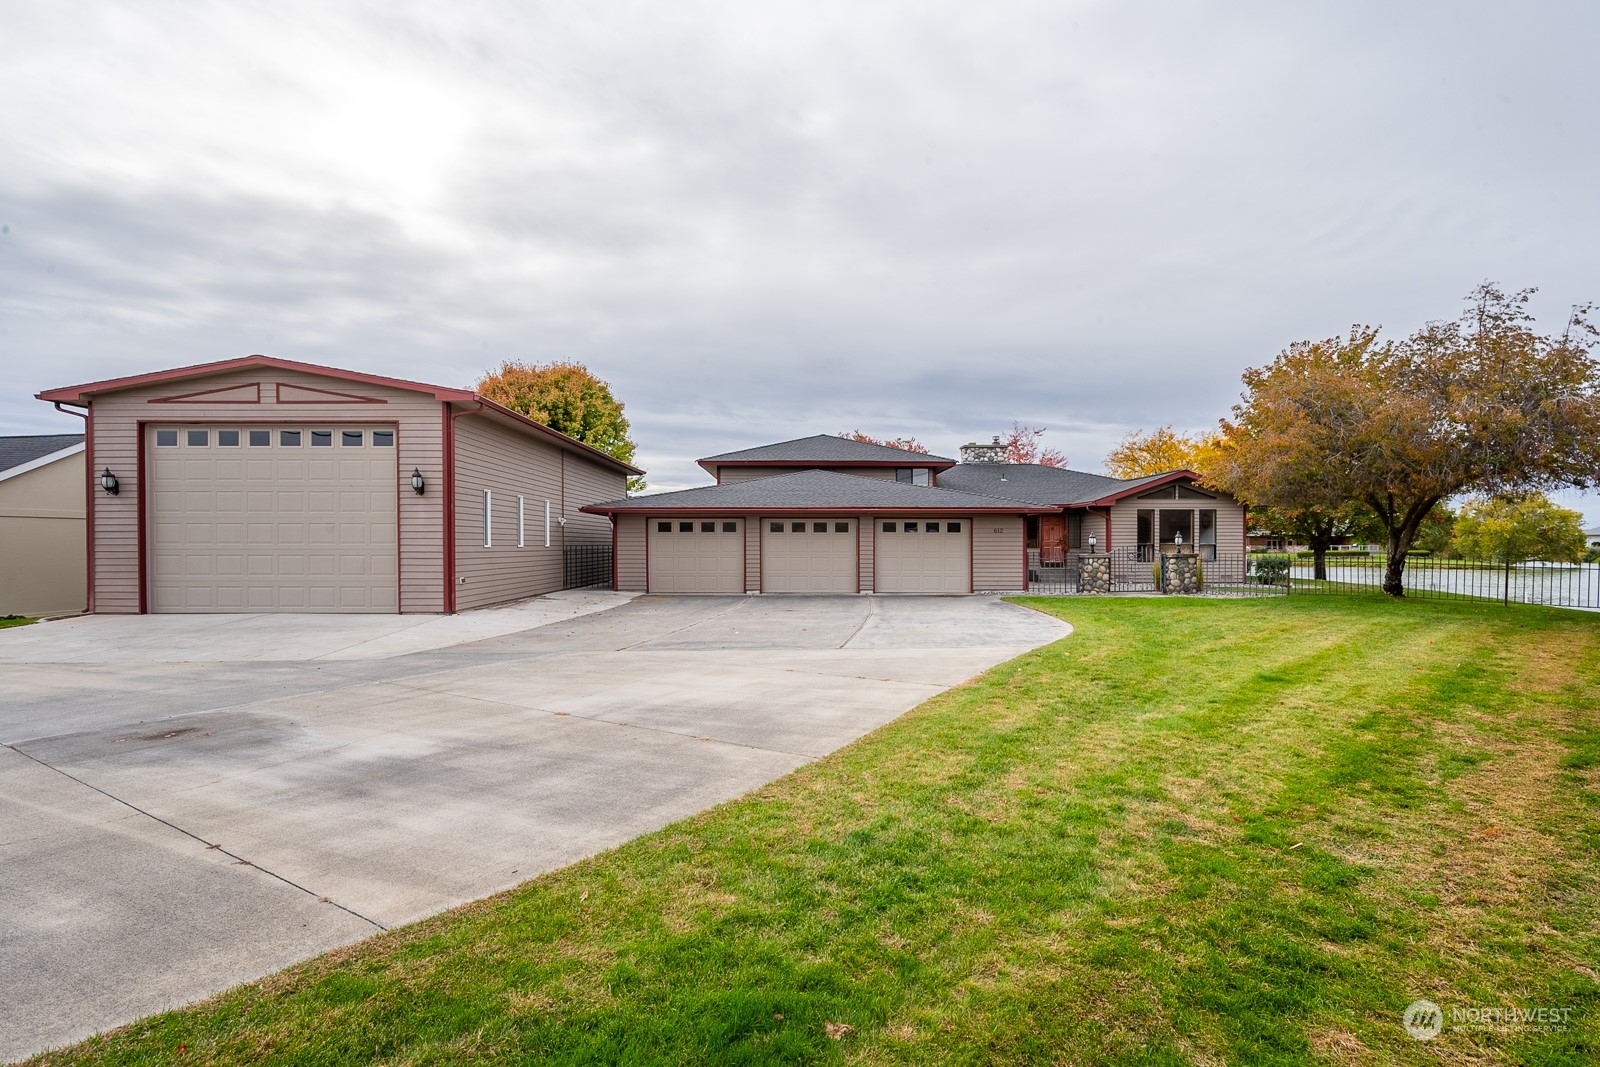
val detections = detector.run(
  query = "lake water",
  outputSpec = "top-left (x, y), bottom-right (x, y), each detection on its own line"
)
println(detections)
top-left (1294, 560), bottom-right (1600, 611)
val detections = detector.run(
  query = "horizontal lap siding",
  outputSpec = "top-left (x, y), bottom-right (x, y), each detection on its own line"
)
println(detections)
top-left (745, 514), bottom-right (760, 592)
top-left (87, 368), bottom-right (444, 614)
top-left (560, 453), bottom-right (626, 545)
top-left (452, 416), bottom-right (567, 610)
top-left (1110, 492), bottom-right (1246, 554)
top-left (972, 515), bottom-right (1024, 591)
top-left (615, 515), bottom-right (646, 591)
top-left (858, 513), bottom-right (874, 592)
top-left (0, 457), bottom-right (86, 616)
top-left (1078, 509), bottom-right (1107, 549)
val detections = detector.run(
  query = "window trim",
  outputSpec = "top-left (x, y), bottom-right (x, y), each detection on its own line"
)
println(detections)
top-left (518, 495), bottom-right (526, 548)
top-left (484, 490), bottom-right (493, 548)
top-left (545, 500), bottom-right (553, 548)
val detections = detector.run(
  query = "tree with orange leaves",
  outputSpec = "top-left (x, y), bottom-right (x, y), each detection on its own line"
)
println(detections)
top-left (476, 360), bottom-right (645, 490)
top-left (838, 431), bottom-right (931, 454)
top-left (999, 422), bottom-right (1067, 467)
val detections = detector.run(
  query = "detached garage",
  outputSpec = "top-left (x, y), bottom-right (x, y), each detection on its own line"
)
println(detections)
top-left (38, 355), bottom-right (642, 614)
top-left (587, 470), bottom-right (1046, 595)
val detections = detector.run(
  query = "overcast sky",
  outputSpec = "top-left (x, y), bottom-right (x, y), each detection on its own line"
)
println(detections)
top-left (2, 1), bottom-right (1596, 515)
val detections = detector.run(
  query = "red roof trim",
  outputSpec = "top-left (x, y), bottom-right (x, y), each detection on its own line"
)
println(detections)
top-left (581, 504), bottom-right (1053, 517)
top-left (36, 354), bottom-right (478, 405)
top-left (469, 398), bottom-right (644, 476)
top-left (1076, 470), bottom-right (1208, 507)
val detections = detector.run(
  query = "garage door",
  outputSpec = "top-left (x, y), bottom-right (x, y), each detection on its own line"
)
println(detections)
top-left (875, 517), bottom-right (970, 593)
top-left (648, 518), bottom-right (744, 592)
top-left (762, 518), bottom-right (856, 593)
top-left (148, 425), bottom-right (399, 612)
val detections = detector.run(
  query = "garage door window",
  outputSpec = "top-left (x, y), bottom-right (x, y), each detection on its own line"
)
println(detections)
top-left (280, 430), bottom-right (301, 446)
top-left (249, 430), bottom-right (270, 446)
top-left (187, 430), bottom-right (208, 446)
top-left (834, 522), bottom-right (849, 533)
top-left (790, 521), bottom-right (805, 533)
top-left (927, 522), bottom-right (940, 533)
top-left (217, 430), bottom-right (239, 446)
top-left (882, 522), bottom-right (896, 532)
top-left (156, 429), bottom-right (178, 446)
top-left (372, 430), bottom-right (394, 447)
top-left (658, 521), bottom-right (672, 533)
top-left (342, 430), bottom-right (363, 446)
top-left (723, 521), bottom-right (738, 533)
top-left (947, 522), bottom-right (962, 533)
top-left (311, 430), bottom-right (332, 446)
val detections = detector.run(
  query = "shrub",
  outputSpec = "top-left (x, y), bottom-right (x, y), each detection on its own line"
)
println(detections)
top-left (1294, 550), bottom-right (1371, 560)
top-left (1250, 554), bottom-right (1292, 585)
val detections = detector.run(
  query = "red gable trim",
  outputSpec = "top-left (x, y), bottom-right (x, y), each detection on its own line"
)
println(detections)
top-left (470, 398), bottom-right (644, 477)
top-left (36, 354), bottom-right (478, 405)
top-left (1075, 469), bottom-right (1209, 507)
top-left (580, 503), bottom-right (1053, 517)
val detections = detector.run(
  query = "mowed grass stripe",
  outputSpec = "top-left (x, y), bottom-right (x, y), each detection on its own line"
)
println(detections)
top-left (33, 598), bottom-right (1600, 1066)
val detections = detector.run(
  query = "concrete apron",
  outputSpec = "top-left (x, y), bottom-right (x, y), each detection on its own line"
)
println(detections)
top-left (0, 594), bottom-right (1070, 1063)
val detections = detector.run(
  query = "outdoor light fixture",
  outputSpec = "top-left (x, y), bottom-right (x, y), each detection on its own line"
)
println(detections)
top-left (1087, 534), bottom-right (1097, 551)
top-left (1174, 531), bottom-right (1184, 546)
top-left (99, 468), bottom-right (119, 495)
top-left (410, 468), bottom-right (425, 495)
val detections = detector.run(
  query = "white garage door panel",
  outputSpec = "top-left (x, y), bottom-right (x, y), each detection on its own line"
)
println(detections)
top-left (148, 425), bottom-right (398, 613)
top-left (648, 518), bottom-right (744, 593)
top-left (876, 517), bottom-right (971, 593)
top-left (762, 518), bottom-right (856, 593)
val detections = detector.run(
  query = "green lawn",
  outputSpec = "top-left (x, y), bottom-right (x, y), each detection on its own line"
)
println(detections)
top-left (36, 598), bottom-right (1600, 1065)
top-left (0, 615), bottom-right (35, 629)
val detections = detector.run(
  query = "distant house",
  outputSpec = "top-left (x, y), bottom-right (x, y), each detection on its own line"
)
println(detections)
top-left (582, 435), bottom-right (1249, 593)
top-left (1586, 526), bottom-right (1600, 550)
top-left (0, 434), bottom-right (87, 616)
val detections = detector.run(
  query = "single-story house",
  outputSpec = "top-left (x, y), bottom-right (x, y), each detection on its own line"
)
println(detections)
top-left (0, 434), bottom-right (87, 616)
top-left (582, 435), bottom-right (1248, 594)
top-left (37, 355), bottom-right (640, 614)
top-left (1586, 526), bottom-right (1600, 550)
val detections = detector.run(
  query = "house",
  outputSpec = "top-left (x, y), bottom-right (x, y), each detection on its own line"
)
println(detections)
top-left (0, 434), bottom-right (87, 616)
top-left (36, 355), bottom-right (640, 614)
top-left (1587, 526), bottom-right (1600, 550)
top-left (582, 435), bottom-right (1249, 594)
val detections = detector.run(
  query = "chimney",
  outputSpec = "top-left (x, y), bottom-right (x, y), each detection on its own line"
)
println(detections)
top-left (960, 435), bottom-right (1007, 464)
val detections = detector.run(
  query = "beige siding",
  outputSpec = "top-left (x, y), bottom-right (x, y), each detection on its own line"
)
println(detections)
top-left (87, 367), bottom-right (445, 614)
top-left (1107, 486), bottom-right (1247, 555)
top-left (615, 515), bottom-right (646, 591)
top-left (744, 514), bottom-right (761, 592)
top-left (1079, 508), bottom-right (1108, 550)
top-left (858, 513), bottom-right (874, 592)
top-left (560, 449), bottom-right (626, 546)
top-left (0, 452), bottom-right (86, 615)
top-left (451, 415), bottom-right (567, 610)
top-left (973, 514), bottom-right (1025, 592)
top-left (716, 465), bottom-right (899, 483)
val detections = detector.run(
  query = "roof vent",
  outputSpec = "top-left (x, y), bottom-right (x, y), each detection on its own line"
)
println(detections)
top-left (960, 436), bottom-right (1007, 464)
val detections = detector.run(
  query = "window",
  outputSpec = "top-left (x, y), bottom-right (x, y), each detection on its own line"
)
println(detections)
top-left (341, 430), bottom-right (363, 447)
top-left (280, 430), bottom-right (301, 446)
top-left (155, 430), bottom-right (178, 447)
top-left (723, 521), bottom-right (738, 533)
top-left (904, 521), bottom-right (919, 533)
top-left (545, 500), bottom-right (552, 548)
top-left (249, 429), bottom-right (270, 446)
top-left (947, 521), bottom-right (962, 533)
top-left (834, 521), bottom-right (849, 534)
top-left (791, 521), bottom-right (805, 533)
top-left (882, 522), bottom-right (896, 533)
top-left (311, 430), bottom-right (332, 447)
top-left (770, 521), bottom-right (784, 533)
top-left (217, 430), bottom-right (239, 447)
top-left (518, 496), bottom-right (525, 547)
top-left (812, 521), bottom-right (827, 533)
top-left (926, 521), bottom-right (940, 533)
top-left (371, 430), bottom-right (394, 447)
top-left (896, 468), bottom-right (931, 486)
top-left (186, 429), bottom-right (208, 446)
top-left (701, 521), bottom-right (716, 533)
top-left (658, 521), bottom-right (673, 533)
top-left (483, 490), bottom-right (492, 547)
top-left (679, 521), bottom-right (694, 533)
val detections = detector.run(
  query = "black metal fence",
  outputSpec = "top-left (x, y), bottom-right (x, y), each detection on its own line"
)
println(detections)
top-left (1024, 547), bottom-right (1600, 611)
top-left (563, 543), bottom-right (613, 589)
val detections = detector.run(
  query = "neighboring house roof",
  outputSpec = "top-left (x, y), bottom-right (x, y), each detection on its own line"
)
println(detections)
top-left (583, 469), bottom-right (1056, 514)
top-left (36, 354), bottom-right (642, 476)
top-left (0, 434), bottom-right (85, 481)
top-left (937, 463), bottom-right (1127, 507)
top-left (698, 434), bottom-right (956, 475)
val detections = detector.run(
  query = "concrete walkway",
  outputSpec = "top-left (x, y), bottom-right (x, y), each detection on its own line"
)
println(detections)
top-left (0, 594), bottom-right (1070, 1063)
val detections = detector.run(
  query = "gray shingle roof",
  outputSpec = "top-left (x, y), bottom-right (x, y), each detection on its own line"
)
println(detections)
top-left (584, 469), bottom-right (1053, 513)
top-left (699, 434), bottom-right (956, 466)
top-left (936, 463), bottom-right (1131, 506)
top-left (0, 434), bottom-right (84, 475)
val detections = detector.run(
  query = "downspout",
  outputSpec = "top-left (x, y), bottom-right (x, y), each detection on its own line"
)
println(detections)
top-left (55, 402), bottom-right (92, 613)
top-left (443, 400), bottom-right (484, 613)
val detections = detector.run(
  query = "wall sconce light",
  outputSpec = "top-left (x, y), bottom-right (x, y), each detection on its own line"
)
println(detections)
top-left (1087, 534), bottom-right (1097, 552)
top-left (410, 468), bottom-right (425, 495)
top-left (99, 468), bottom-right (120, 495)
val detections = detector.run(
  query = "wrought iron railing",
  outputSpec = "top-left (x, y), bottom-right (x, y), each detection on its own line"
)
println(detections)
top-left (563, 543), bottom-right (613, 590)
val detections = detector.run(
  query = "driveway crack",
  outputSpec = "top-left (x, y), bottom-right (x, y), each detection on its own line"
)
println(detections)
top-left (1, 741), bottom-right (387, 932)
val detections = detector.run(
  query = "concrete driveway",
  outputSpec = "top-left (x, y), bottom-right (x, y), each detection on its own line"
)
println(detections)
top-left (0, 593), bottom-right (1069, 1062)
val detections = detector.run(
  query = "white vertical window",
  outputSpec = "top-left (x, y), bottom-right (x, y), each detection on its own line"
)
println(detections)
top-left (483, 490), bottom-right (492, 547)
top-left (544, 499), bottom-right (552, 547)
top-left (518, 496), bottom-right (526, 547)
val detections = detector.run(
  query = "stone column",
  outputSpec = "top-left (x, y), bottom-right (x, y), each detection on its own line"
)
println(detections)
top-left (1077, 552), bottom-right (1111, 594)
top-left (1161, 550), bottom-right (1200, 594)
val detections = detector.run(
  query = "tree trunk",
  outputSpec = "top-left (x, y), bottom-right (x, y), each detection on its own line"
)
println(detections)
top-left (1375, 496), bottom-right (1442, 598)
top-left (1314, 546), bottom-right (1328, 582)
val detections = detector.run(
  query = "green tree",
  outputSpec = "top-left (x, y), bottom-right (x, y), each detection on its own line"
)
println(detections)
top-left (1103, 425), bottom-right (1210, 479)
top-left (1249, 503), bottom-right (1381, 580)
top-left (476, 361), bottom-right (646, 492)
top-left (1453, 493), bottom-right (1587, 565)
top-left (1411, 505), bottom-right (1459, 558)
top-left (1209, 284), bottom-right (1600, 596)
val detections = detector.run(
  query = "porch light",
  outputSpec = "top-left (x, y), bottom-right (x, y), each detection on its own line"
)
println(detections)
top-left (1174, 531), bottom-right (1184, 546)
top-left (99, 468), bottom-right (119, 495)
top-left (1087, 534), bottom-right (1097, 551)
top-left (410, 468), bottom-right (425, 495)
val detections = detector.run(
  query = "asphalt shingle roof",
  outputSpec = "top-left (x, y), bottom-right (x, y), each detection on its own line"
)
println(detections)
top-left (584, 469), bottom-right (1054, 513)
top-left (699, 434), bottom-right (956, 466)
top-left (0, 434), bottom-right (84, 475)
top-left (936, 463), bottom-right (1132, 506)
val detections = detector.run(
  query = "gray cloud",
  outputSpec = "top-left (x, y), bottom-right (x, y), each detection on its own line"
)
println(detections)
top-left (2, 0), bottom-right (1596, 516)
